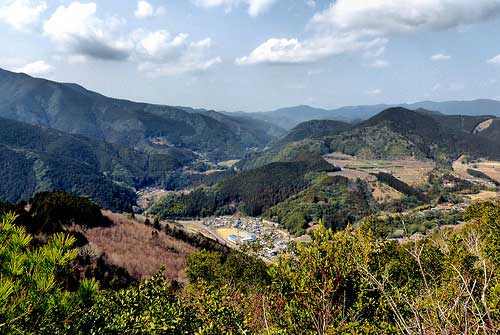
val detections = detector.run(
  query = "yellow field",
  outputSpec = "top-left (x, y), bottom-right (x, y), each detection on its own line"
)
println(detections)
top-left (453, 156), bottom-right (500, 183)
top-left (324, 153), bottom-right (435, 186)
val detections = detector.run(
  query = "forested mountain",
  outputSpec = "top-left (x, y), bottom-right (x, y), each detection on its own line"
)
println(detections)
top-left (236, 120), bottom-right (349, 170)
top-left (346, 107), bottom-right (500, 161)
top-left (149, 154), bottom-right (338, 219)
top-left (275, 119), bottom-right (351, 146)
top-left (177, 106), bottom-right (285, 139)
top-left (238, 107), bottom-right (500, 183)
top-left (0, 117), bottom-right (182, 211)
top-left (0, 68), bottom-right (276, 160)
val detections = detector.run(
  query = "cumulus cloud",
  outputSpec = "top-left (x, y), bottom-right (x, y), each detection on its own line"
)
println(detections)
top-left (487, 54), bottom-right (500, 64)
top-left (236, 34), bottom-right (387, 65)
top-left (134, 1), bottom-right (166, 19)
top-left (311, 0), bottom-right (500, 35)
top-left (43, 2), bottom-right (131, 61)
top-left (135, 30), bottom-right (222, 76)
top-left (0, 0), bottom-right (47, 31)
top-left (193, 0), bottom-right (277, 17)
top-left (238, 0), bottom-right (500, 65)
top-left (431, 53), bottom-right (451, 61)
top-left (42, 2), bottom-right (219, 76)
top-left (15, 60), bottom-right (54, 76)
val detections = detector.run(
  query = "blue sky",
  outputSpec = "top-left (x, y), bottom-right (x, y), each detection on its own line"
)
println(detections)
top-left (1, 0), bottom-right (500, 112)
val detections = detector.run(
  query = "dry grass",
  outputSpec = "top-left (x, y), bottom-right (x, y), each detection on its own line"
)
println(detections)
top-left (82, 211), bottom-right (197, 283)
top-left (453, 155), bottom-right (500, 184)
top-left (466, 190), bottom-right (500, 201)
top-left (370, 181), bottom-right (403, 203)
top-left (328, 168), bottom-right (376, 182)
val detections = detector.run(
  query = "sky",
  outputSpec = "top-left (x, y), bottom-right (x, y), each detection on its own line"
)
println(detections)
top-left (1, 0), bottom-right (500, 112)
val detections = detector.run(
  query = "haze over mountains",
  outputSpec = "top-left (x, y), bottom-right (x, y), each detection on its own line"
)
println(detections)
top-left (241, 100), bottom-right (500, 129)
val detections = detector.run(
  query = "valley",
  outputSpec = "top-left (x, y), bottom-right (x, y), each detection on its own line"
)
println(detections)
top-left (2, 69), bottom-right (500, 334)
top-left (4, 1), bottom-right (500, 332)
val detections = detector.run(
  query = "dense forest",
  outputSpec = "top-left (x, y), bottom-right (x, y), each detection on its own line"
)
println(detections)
top-left (1, 195), bottom-right (500, 334)
top-left (264, 175), bottom-right (376, 235)
top-left (149, 156), bottom-right (339, 219)
top-left (0, 117), bottom-right (186, 211)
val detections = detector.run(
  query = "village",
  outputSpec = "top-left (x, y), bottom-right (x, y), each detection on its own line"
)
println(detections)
top-left (201, 216), bottom-right (292, 260)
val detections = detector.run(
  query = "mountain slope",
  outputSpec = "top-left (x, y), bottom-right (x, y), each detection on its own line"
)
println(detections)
top-left (328, 107), bottom-right (500, 161)
top-left (276, 119), bottom-right (351, 146)
top-left (0, 68), bottom-right (275, 160)
top-left (0, 117), bottom-right (182, 210)
top-left (236, 120), bottom-right (350, 170)
top-left (177, 106), bottom-right (285, 140)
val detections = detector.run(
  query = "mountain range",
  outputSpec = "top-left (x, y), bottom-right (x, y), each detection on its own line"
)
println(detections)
top-left (0, 68), bottom-right (278, 161)
top-left (237, 100), bottom-right (500, 129)
top-left (3, 67), bottom-right (500, 213)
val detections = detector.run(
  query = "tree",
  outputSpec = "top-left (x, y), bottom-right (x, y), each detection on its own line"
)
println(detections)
top-left (0, 212), bottom-right (98, 334)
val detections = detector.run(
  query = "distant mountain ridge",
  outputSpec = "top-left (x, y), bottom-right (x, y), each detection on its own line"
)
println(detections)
top-left (236, 99), bottom-right (500, 130)
top-left (240, 107), bottom-right (500, 171)
top-left (0, 68), bottom-right (277, 161)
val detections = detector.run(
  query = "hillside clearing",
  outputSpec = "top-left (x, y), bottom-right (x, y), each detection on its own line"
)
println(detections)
top-left (324, 153), bottom-right (435, 186)
top-left (453, 155), bottom-right (500, 183)
top-left (83, 211), bottom-right (197, 282)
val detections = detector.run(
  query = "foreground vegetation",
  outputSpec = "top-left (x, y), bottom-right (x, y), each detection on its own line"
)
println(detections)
top-left (1, 195), bottom-right (500, 334)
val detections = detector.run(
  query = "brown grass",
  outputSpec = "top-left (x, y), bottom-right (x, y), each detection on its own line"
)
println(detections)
top-left (370, 181), bottom-right (403, 203)
top-left (325, 154), bottom-right (435, 186)
top-left (82, 211), bottom-right (197, 283)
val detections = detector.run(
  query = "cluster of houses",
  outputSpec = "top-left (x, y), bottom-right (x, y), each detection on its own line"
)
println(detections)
top-left (203, 216), bottom-right (291, 259)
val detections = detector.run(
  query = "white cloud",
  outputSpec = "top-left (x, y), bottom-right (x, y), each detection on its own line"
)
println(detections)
top-left (134, 30), bottom-right (222, 76)
top-left (43, 2), bottom-right (131, 61)
top-left (238, 0), bottom-right (500, 65)
top-left (193, 0), bottom-right (277, 17)
top-left (134, 1), bottom-right (166, 19)
top-left (431, 53), bottom-right (451, 61)
top-left (42, 2), bottom-right (220, 76)
top-left (247, 0), bottom-right (276, 16)
top-left (369, 59), bottom-right (389, 68)
top-left (487, 54), bottom-right (500, 64)
top-left (0, 0), bottom-right (47, 31)
top-left (15, 60), bottom-right (54, 76)
top-left (311, 0), bottom-right (500, 36)
top-left (236, 34), bottom-right (387, 65)
top-left (366, 88), bottom-right (382, 95)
